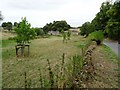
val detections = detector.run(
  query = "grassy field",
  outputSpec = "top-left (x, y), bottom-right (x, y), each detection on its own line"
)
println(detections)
top-left (2, 34), bottom-right (87, 88)
top-left (2, 31), bottom-right (119, 88)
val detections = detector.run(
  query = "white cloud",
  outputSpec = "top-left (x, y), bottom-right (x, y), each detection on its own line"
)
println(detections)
top-left (0, 0), bottom-right (109, 27)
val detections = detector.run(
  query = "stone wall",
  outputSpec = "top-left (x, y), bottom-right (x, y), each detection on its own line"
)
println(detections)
top-left (73, 41), bottom-right (97, 88)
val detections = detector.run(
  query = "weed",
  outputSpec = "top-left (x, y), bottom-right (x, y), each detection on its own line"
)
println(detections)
top-left (47, 59), bottom-right (54, 88)
top-left (24, 72), bottom-right (27, 89)
top-left (38, 68), bottom-right (43, 88)
top-left (54, 64), bottom-right (60, 88)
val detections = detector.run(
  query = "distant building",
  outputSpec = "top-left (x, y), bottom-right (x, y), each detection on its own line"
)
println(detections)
top-left (48, 31), bottom-right (60, 35)
top-left (69, 28), bottom-right (80, 35)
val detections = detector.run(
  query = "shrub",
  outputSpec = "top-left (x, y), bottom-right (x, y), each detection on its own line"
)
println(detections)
top-left (67, 30), bottom-right (71, 40)
top-left (33, 28), bottom-right (44, 36)
top-left (88, 31), bottom-right (104, 45)
top-left (8, 37), bottom-right (15, 40)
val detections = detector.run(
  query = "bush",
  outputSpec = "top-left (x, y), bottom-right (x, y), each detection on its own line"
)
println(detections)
top-left (34, 28), bottom-right (44, 36)
top-left (8, 37), bottom-right (16, 40)
top-left (88, 31), bottom-right (104, 45)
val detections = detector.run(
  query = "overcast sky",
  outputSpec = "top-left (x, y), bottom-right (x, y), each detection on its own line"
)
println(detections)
top-left (0, 0), bottom-right (109, 27)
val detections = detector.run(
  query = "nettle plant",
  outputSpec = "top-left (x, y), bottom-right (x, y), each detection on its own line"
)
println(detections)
top-left (14, 17), bottom-right (36, 45)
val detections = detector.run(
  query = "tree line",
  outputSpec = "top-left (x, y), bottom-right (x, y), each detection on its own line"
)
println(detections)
top-left (0, 11), bottom-right (3, 21)
top-left (1, 20), bottom-right (70, 35)
top-left (1, 17), bottom-right (71, 45)
top-left (80, 0), bottom-right (120, 41)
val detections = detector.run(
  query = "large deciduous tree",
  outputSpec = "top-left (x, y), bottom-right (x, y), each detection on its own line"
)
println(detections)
top-left (105, 0), bottom-right (120, 40)
top-left (80, 22), bottom-right (95, 37)
top-left (43, 23), bottom-right (52, 34)
top-left (0, 11), bottom-right (3, 21)
top-left (14, 22), bottom-right (19, 27)
top-left (32, 28), bottom-right (44, 36)
top-left (43, 20), bottom-right (70, 34)
top-left (91, 1), bottom-right (112, 31)
top-left (2, 22), bottom-right (12, 31)
top-left (80, 0), bottom-right (119, 40)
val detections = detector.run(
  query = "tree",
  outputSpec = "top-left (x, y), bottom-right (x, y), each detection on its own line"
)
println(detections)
top-left (105, 0), bottom-right (120, 40)
top-left (43, 23), bottom-right (52, 34)
top-left (80, 22), bottom-right (94, 37)
top-left (1, 22), bottom-right (12, 31)
top-left (52, 21), bottom-right (70, 32)
top-left (14, 22), bottom-right (19, 27)
top-left (14, 17), bottom-right (36, 44)
top-left (33, 28), bottom-right (44, 36)
top-left (2, 22), bottom-right (7, 28)
top-left (91, 1), bottom-right (112, 32)
top-left (43, 20), bottom-right (70, 34)
top-left (0, 11), bottom-right (3, 21)
top-left (80, 0), bottom-right (119, 41)
top-left (7, 22), bottom-right (12, 31)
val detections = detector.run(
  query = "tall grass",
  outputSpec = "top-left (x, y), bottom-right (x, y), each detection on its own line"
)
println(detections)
top-left (24, 72), bottom-right (27, 89)
top-left (8, 51), bottom-right (90, 88)
top-left (4, 40), bottom-right (91, 88)
top-left (47, 59), bottom-right (54, 88)
top-left (22, 53), bottom-right (84, 88)
top-left (38, 68), bottom-right (43, 88)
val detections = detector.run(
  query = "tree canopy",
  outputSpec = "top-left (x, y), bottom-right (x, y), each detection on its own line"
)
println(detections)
top-left (2, 22), bottom-right (12, 31)
top-left (32, 28), bottom-right (44, 36)
top-left (14, 17), bottom-right (36, 44)
top-left (80, 22), bottom-right (94, 37)
top-left (80, 0), bottom-right (120, 40)
top-left (43, 20), bottom-right (70, 34)
top-left (105, 0), bottom-right (120, 40)
top-left (0, 11), bottom-right (3, 21)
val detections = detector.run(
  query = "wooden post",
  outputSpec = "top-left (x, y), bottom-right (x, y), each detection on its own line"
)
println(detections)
top-left (82, 48), bottom-right (83, 57)
top-left (21, 45), bottom-right (24, 56)
top-left (28, 45), bottom-right (29, 56)
top-left (15, 45), bottom-right (18, 56)
top-left (15, 44), bottom-right (30, 57)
